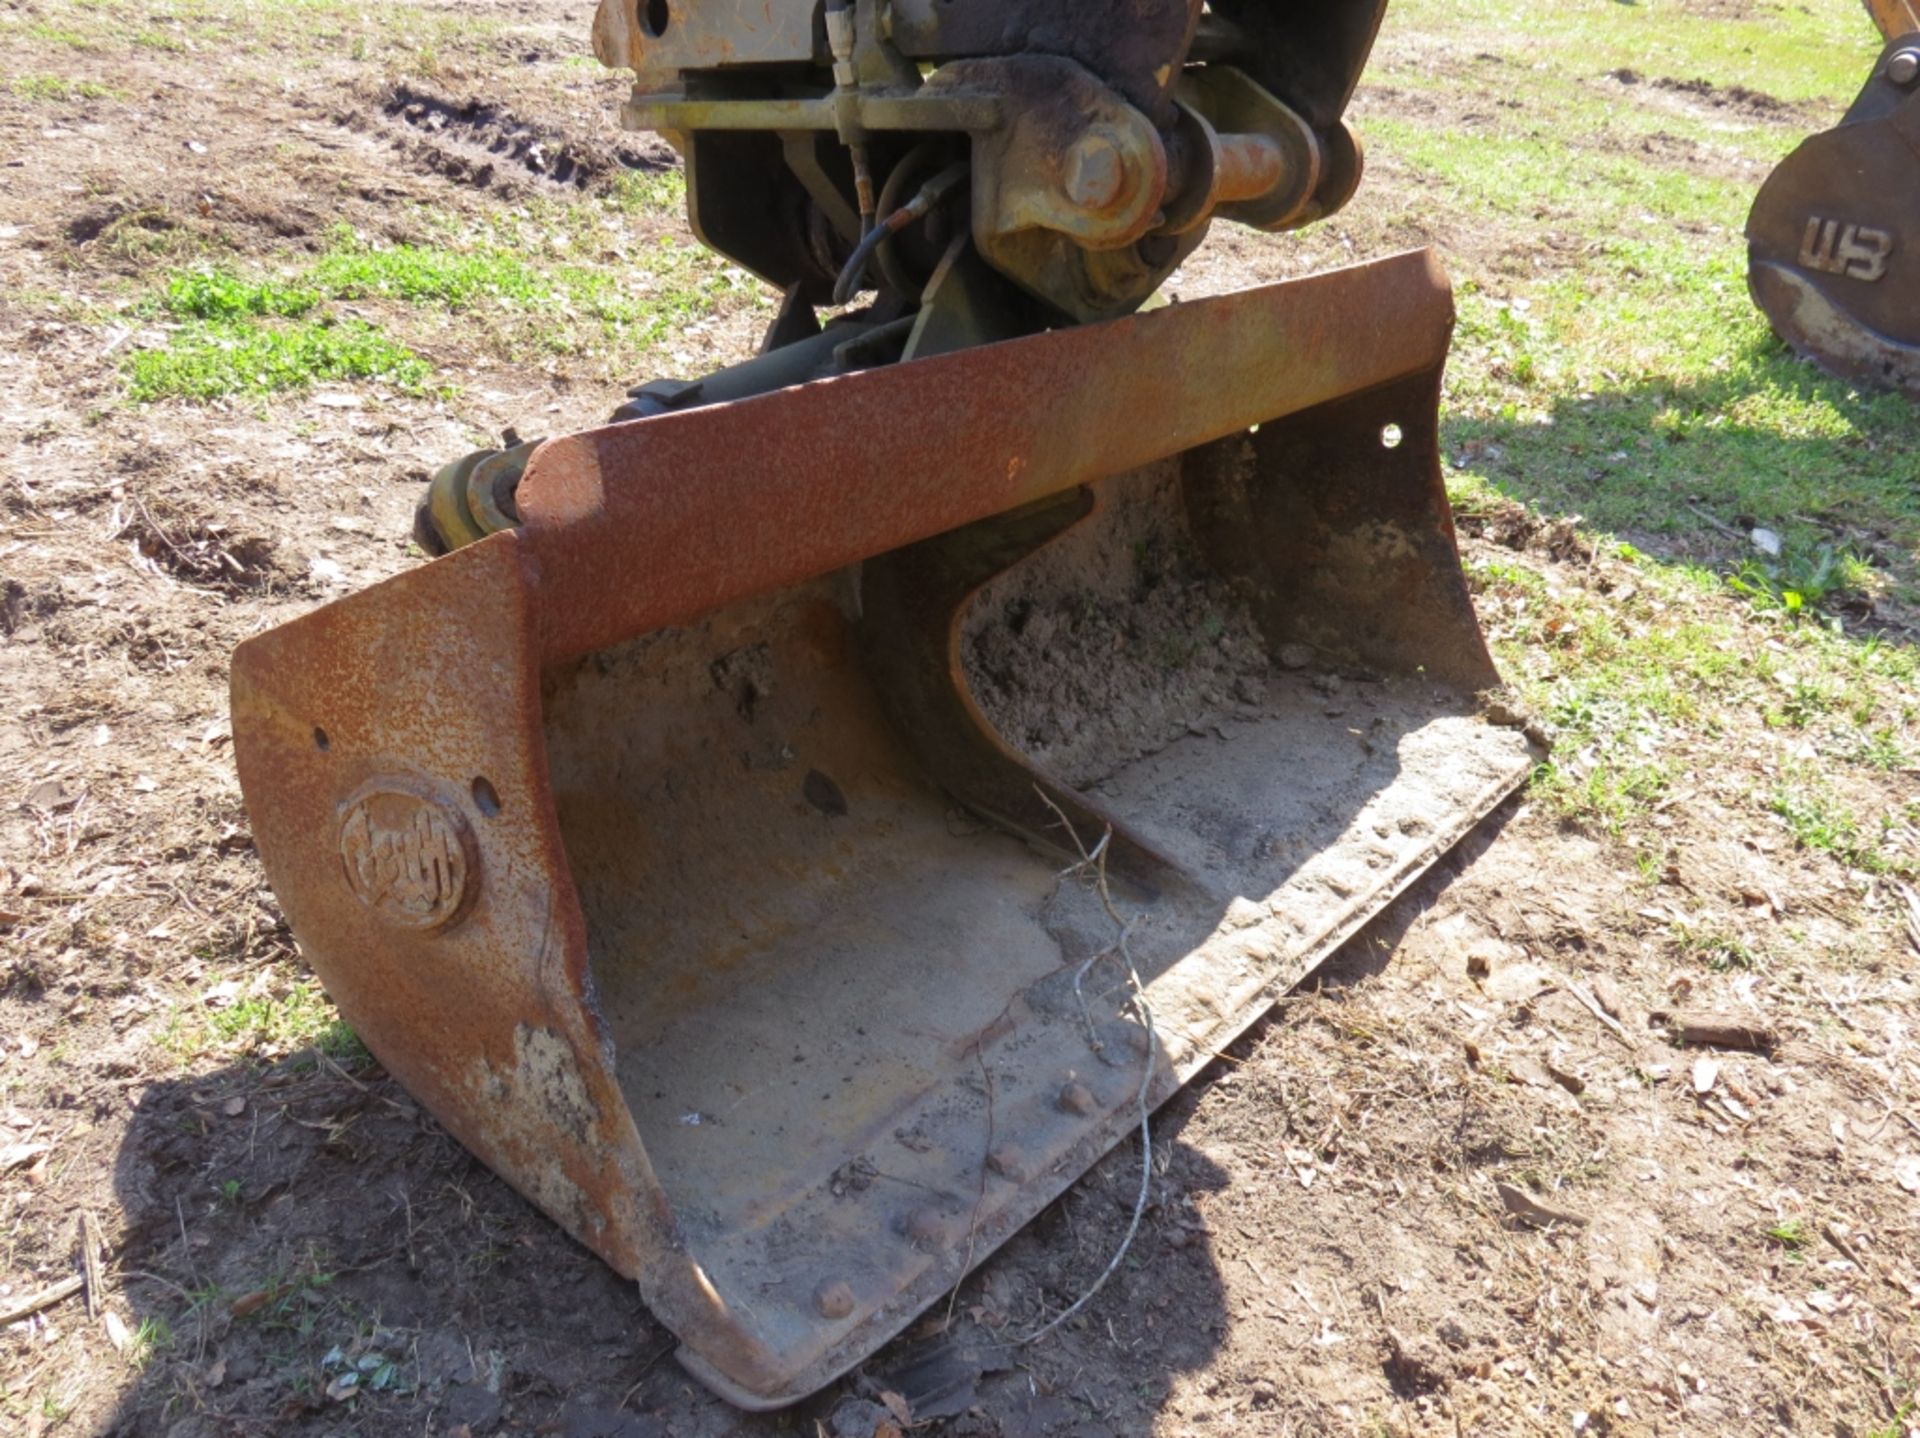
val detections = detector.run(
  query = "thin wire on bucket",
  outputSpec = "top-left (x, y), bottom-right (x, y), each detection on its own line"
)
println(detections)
top-left (1005, 790), bottom-right (1160, 1348)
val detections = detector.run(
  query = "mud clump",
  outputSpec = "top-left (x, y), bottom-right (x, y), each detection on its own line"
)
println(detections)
top-left (1652, 75), bottom-right (1795, 117)
top-left (1458, 497), bottom-right (1592, 564)
top-left (1608, 67), bottom-right (1800, 119)
top-left (119, 501), bottom-right (297, 595)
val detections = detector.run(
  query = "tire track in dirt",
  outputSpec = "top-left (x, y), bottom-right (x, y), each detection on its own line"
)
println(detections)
top-left (334, 82), bottom-right (677, 195)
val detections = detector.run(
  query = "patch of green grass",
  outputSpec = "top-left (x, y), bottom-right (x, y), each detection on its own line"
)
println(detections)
top-left (161, 267), bottom-right (321, 320)
top-left (309, 240), bottom-right (546, 309)
top-left (1468, 550), bottom-right (1761, 829)
top-left (1367, 115), bottom-right (1747, 233)
top-left (8, 74), bottom-right (118, 100)
top-left (1769, 782), bottom-right (1859, 857)
top-left (1728, 542), bottom-right (1874, 619)
top-left (135, 253), bottom-right (436, 400)
top-left (1761, 672), bottom-right (1841, 731)
top-left (126, 317), bottom-right (427, 401)
top-left (1845, 726), bottom-right (1909, 772)
top-left (1402, 3), bottom-right (1920, 878)
top-left (612, 166), bottom-right (687, 215)
top-left (16, 0), bottom-right (512, 64)
top-left (240, 1268), bottom-right (340, 1338)
top-left (1671, 920), bottom-right (1757, 972)
top-left (1387, 0), bottom-right (1871, 106)
top-left (162, 979), bottom-right (368, 1060)
top-left (223, 987), bottom-right (365, 1053)
top-left (1446, 241), bottom-right (1920, 573)
top-left (1764, 1217), bottom-right (1809, 1252)
top-left (133, 221), bottom-right (749, 403)
top-left (22, 21), bottom-right (97, 46)
top-left (127, 1315), bottom-right (173, 1370)
top-left (1533, 758), bottom-right (1673, 834)
top-left (313, 1018), bottom-right (371, 1065)
top-left (202, 983), bottom-right (339, 1048)
top-left (1864, 1400), bottom-right (1915, 1438)
top-left (1767, 777), bottom-right (1910, 877)
top-left (1470, 521), bottom-right (1915, 850)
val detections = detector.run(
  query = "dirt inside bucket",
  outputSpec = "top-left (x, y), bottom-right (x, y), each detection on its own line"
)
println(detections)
top-left (963, 462), bottom-right (1285, 790)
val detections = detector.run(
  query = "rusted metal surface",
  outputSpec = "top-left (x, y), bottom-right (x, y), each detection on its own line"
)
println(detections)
top-left (1747, 33), bottom-right (1920, 395)
top-left (1211, 131), bottom-right (1289, 203)
top-left (1173, 65), bottom-right (1323, 231)
top-left (955, 58), bottom-right (1168, 250)
top-left (233, 250), bottom-right (1533, 1407)
top-left (922, 55), bottom-right (1183, 319)
top-left (591, 0), bottom-right (818, 81)
top-left (228, 539), bottom-right (793, 1395)
top-left (515, 249), bottom-right (1456, 663)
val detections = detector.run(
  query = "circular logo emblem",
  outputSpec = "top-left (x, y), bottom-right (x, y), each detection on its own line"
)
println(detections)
top-left (337, 785), bottom-right (476, 930)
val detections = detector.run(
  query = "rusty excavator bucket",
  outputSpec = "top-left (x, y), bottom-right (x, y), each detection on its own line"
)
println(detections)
top-left (1747, 2), bottom-right (1920, 394)
top-left (231, 0), bottom-right (1538, 1409)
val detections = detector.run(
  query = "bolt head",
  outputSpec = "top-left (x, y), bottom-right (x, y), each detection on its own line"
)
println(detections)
top-left (1064, 134), bottom-right (1126, 210)
top-left (1058, 1080), bottom-right (1098, 1117)
top-left (904, 1206), bottom-right (949, 1244)
top-left (814, 1280), bottom-right (856, 1320)
top-left (1891, 48), bottom-right (1920, 86)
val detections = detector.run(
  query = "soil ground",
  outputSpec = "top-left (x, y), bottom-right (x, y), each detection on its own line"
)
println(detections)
top-left (4, 0), bottom-right (1919, 1435)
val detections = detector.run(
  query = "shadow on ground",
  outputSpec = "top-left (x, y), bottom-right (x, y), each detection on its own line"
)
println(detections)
top-left (100, 1047), bottom-right (1238, 1436)
top-left (1442, 336), bottom-right (1919, 604)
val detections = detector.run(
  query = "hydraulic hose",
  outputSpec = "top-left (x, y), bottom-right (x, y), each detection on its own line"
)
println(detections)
top-left (832, 161), bottom-right (969, 305)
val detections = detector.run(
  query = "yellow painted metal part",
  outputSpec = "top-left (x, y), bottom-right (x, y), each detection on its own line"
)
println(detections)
top-left (1867, 0), bottom-right (1919, 41)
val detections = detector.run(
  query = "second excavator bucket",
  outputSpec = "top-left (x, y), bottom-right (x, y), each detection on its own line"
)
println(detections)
top-left (231, 249), bottom-right (1537, 1407)
top-left (1747, 22), bottom-right (1920, 394)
